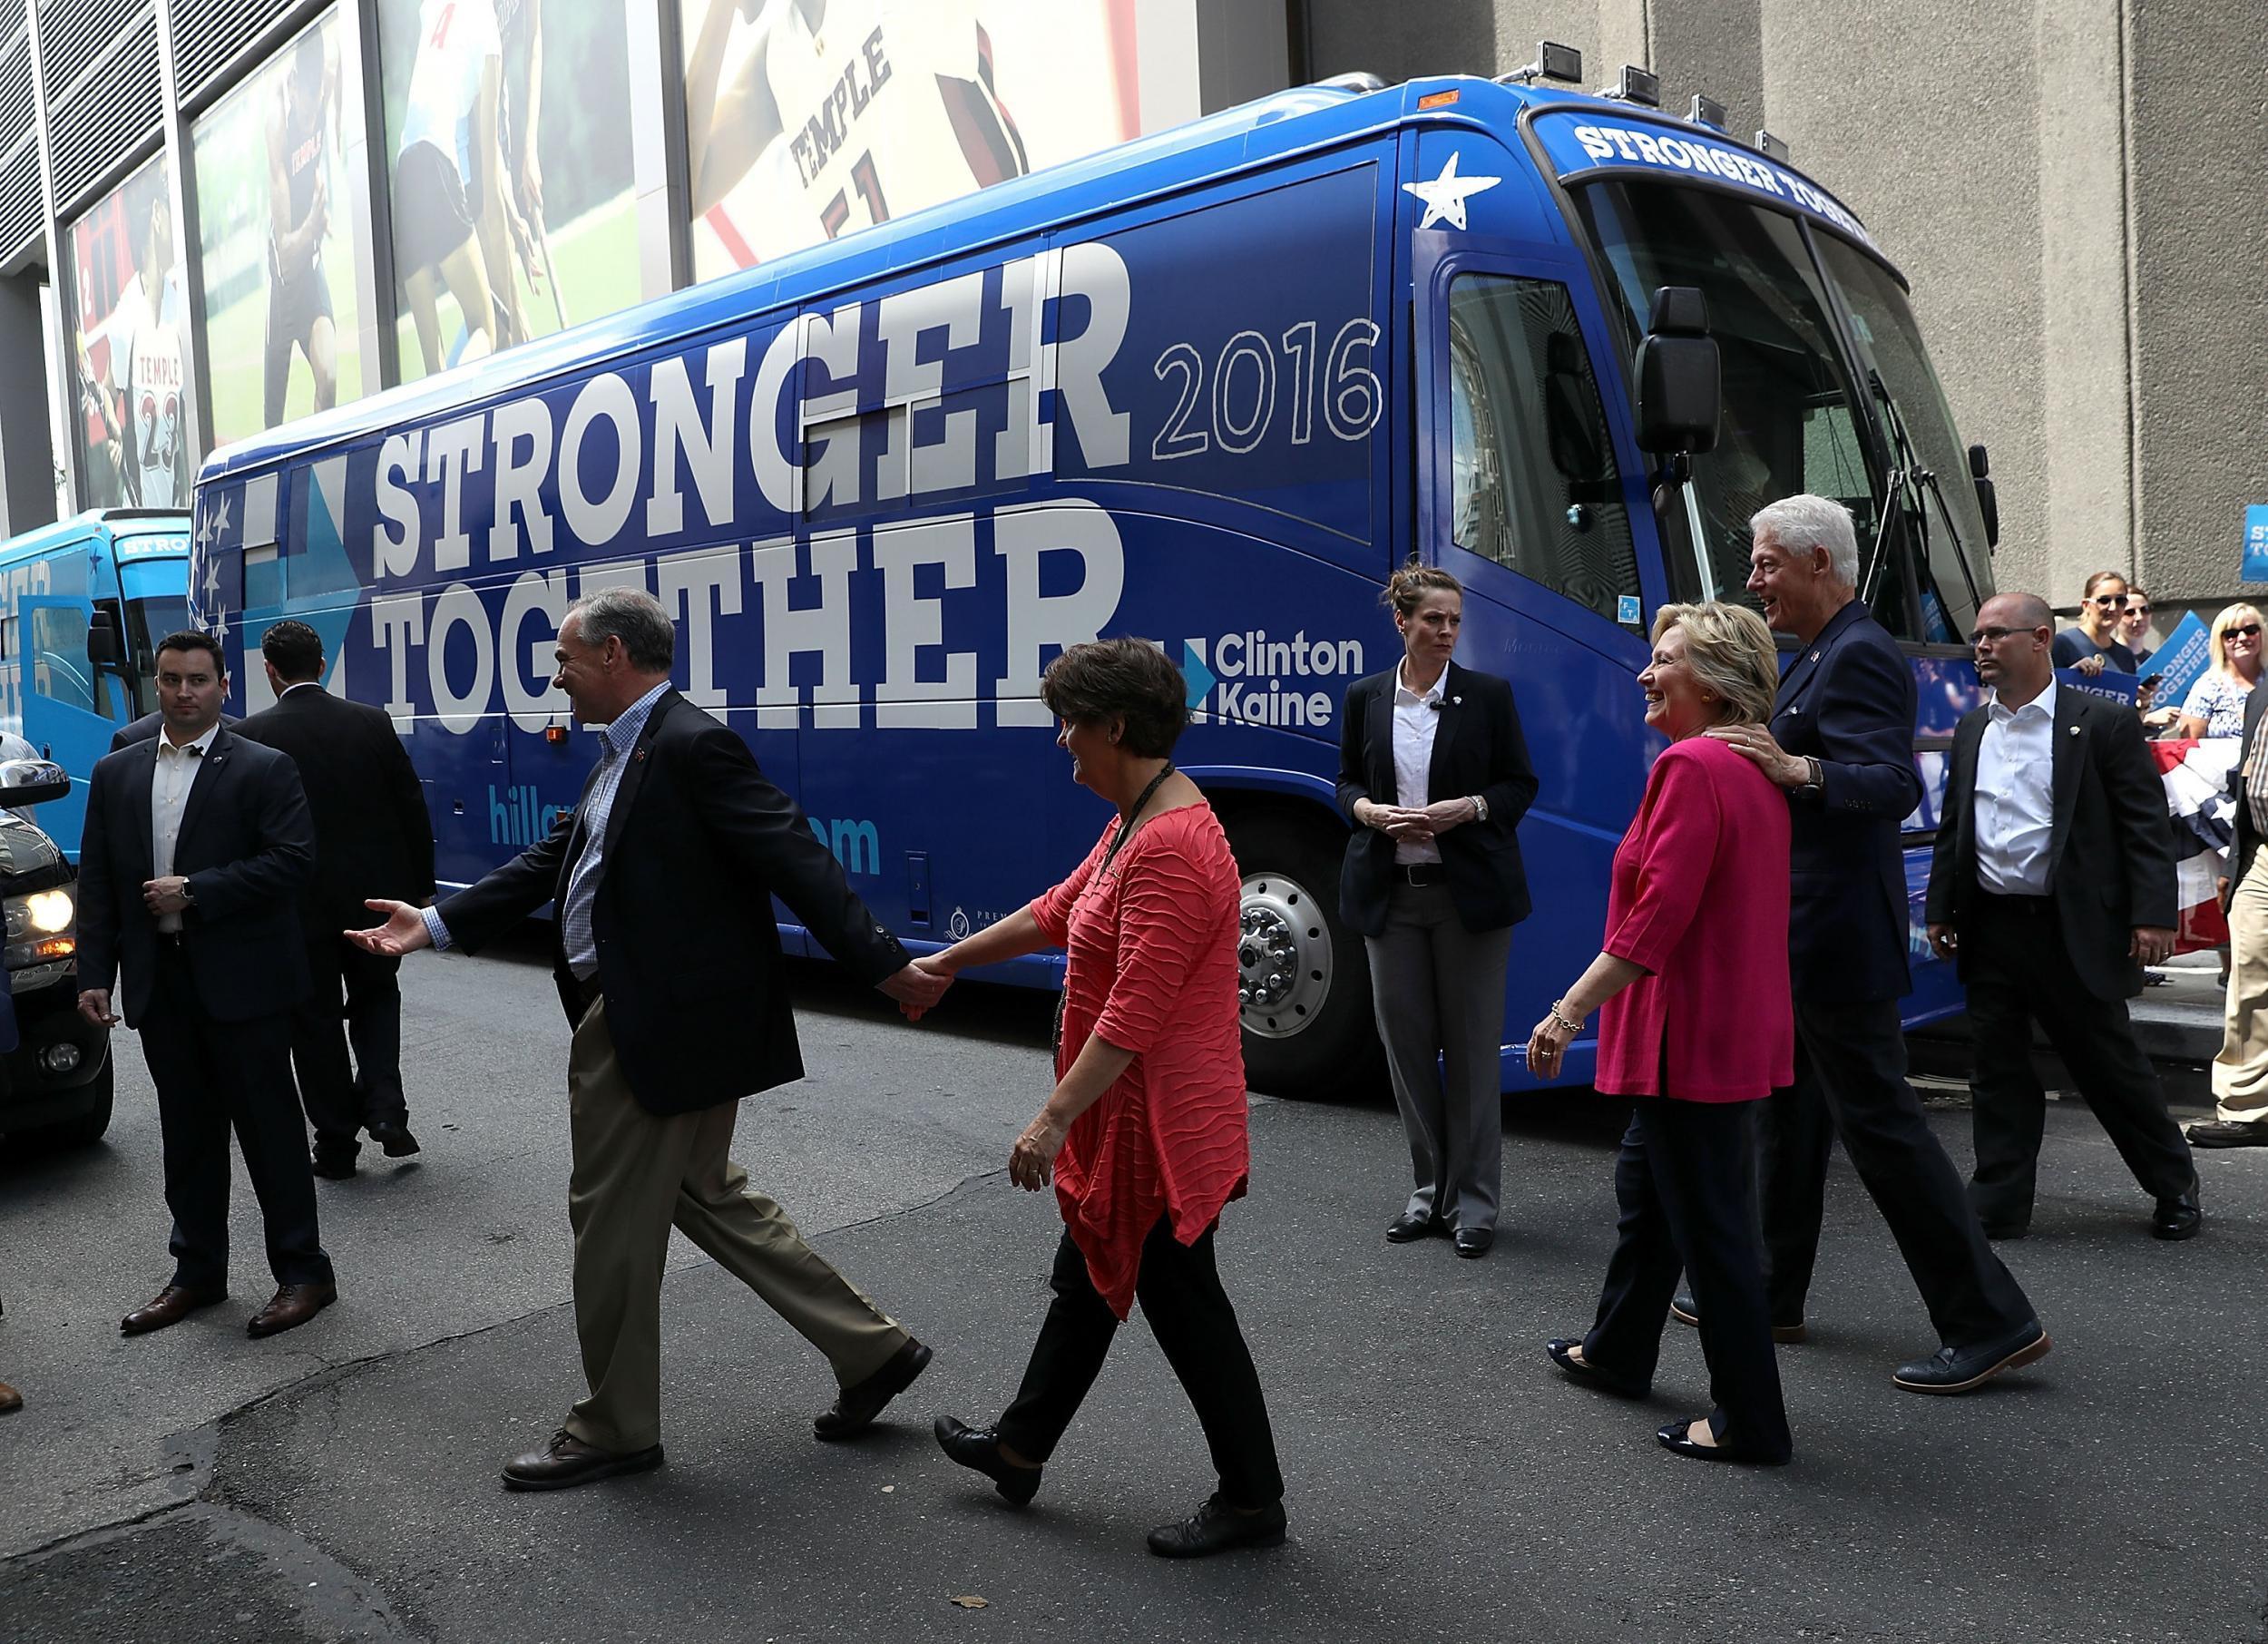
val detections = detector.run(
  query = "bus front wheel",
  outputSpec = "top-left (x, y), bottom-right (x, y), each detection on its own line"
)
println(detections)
top-left (1225, 812), bottom-right (1379, 1100)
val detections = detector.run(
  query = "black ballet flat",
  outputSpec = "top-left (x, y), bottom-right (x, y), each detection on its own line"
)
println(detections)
top-left (1656, 1418), bottom-right (1789, 1467)
top-left (1546, 1338), bottom-right (1649, 1400)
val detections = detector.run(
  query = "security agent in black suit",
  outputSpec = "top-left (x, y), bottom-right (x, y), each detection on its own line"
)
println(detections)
top-left (77, 631), bottom-right (337, 1341)
top-left (352, 588), bottom-right (948, 1492)
top-left (236, 621), bottom-right (436, 1175)
top-left (113, 708), bottom-right (236, 749)
top-left (1686, 494), bottom-right (2046, 1396)
top-left (1927, 591), bottom-right (2200, 1241)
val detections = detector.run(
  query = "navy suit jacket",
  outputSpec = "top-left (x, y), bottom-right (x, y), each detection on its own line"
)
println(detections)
top-left (1772, 600), bottom-right (1923, 1003)
top-left (76, 727), bottom-right (315, 1026)
top-left (1925, 685), bottom-right (2176, 1002)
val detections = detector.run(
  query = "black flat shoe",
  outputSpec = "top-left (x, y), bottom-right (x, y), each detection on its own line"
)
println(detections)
top-left (815, 1338), bottom-right (932, 1439)
top-left (1545, 1337), bottom-right (1648, 1399)
top-left (1146, 1493), bottom-right (1288, 1558)
top-left (1452, 1228), bottom-right (1492, 1259)
top-left (1385, 1210), bottom-right (1442, 1244)
top-left (310, 1150), bottom-right (357, 1181)
top-left (2152, 1186), bottom-right (2202, 1241)
top-left (1668, 1292), bottom-right (1807, 1344)
top-left (1656, 1418), bottom-right (1789, 1467)
top-left (933, 1415), bottom-right (1042, 1506)
top-left (367, 1122), bottom-right (422, 1159)
top-left (502, 1430), bottom-right (664, 1492)
top-left (1892, 1318), bottom-right (2051, 1394)
top-left (2187, 1118), bottom-right (2268, 1149)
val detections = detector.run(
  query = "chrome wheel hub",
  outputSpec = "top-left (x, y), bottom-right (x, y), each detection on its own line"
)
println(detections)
top-left (1238, 871), bottom-right (1332, 1040)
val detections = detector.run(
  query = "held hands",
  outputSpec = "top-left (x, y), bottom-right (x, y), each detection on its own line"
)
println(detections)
top-left (1009, 1108), bottom-right (1069, 1190)
top-left (1357, 797), bottom-right (1476, 843)
top-left (2130, 925), bottom-right (2176, 966)
top-left (880, 956), bottom-right (952, 1020)
top-left (346, 899), bottom-right (435, 958)
top-left (76, 988), bottom-right (118, 1027)
top-left (1704, 724), bottom-right (1810, 788)
top-left (1927, 923), bottom-right (1958, 960)
top-left (142, 876), bottom-right (191, 917)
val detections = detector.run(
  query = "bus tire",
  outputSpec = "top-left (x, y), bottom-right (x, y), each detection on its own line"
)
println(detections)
top-left (1223, 810), bottom-right (1379, 1100)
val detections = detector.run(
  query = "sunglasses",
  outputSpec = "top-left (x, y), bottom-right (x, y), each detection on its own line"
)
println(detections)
top-left (2089, 593), bottom-right (2126, 606)
top-left (2232, 624), bottom-right (2263, 641)
top-left (2126, 603), bottom-right (2152, 615)
top-left (1970, 626), bottom-right (2042, 646)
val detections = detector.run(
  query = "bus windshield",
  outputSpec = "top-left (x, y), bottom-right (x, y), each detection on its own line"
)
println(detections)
top-left (1570, 178), bottom-right (1990, 642)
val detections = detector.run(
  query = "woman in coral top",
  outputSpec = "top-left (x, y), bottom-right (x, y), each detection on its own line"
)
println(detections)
top-left (1524, 602), bottom-right (1796, 1466)
top-left (916, 639), bottom-right (1286, 1558)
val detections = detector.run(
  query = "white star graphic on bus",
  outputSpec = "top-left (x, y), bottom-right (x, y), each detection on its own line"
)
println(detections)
top-left (204, 556), bottom-right (220, 601)
top-left (1403, 152), bottom-right (1501, 231)
top-left (203, 493), bottom-right (230, 548)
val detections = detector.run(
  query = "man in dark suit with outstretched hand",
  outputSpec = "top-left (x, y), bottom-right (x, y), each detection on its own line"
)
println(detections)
top-left (352, 588), bottom-right (947, 1492)
top-left (1927, 591), bottom-right (2199, 1244)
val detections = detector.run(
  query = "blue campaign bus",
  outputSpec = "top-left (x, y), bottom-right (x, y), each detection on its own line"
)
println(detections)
top-left (189, 64), bottom-right (1998, 1097)
top-left (0, 509), bottom-right (193, 854)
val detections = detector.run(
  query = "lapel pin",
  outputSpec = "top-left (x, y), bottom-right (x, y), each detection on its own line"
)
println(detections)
top-left (1452, 696), bottom-right (1462, 706)
top-left (633, 748), bottom-right (648, 763)
top-left (2068, 725), bottom-right (2080, 736)
top-left (1808, 651), bottom-right (1820, 662)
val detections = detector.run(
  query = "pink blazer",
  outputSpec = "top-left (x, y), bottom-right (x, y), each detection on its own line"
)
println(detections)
top-left (1595, 736), bottom-right (1794, 1102)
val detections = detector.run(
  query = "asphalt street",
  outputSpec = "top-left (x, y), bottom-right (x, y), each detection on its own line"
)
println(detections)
top-left (2, 935), bottom-right (2262, 1643)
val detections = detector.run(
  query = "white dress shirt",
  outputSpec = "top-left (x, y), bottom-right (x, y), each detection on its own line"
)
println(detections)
top-left (1974, 679), bottom-right (2058, 895)
top-left (1391, 659), bottom-right (1446, 866)
top-left (151, 719), bottom-right (221, 932)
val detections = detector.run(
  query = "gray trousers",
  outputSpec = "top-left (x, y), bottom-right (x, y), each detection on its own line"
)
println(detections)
top-left (1364, 881), bottom-right (1513, 1232)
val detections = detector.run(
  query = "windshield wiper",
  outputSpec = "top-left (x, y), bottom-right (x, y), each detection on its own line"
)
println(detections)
top-left (1868, 369), bottom-right (1981, 621)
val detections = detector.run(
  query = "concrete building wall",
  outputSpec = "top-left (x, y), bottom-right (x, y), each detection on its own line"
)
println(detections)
top-left (1300, 0), bottom-right (2265, 624)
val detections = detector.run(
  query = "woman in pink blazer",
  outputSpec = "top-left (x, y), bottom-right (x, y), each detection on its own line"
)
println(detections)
top-left (1525, 602), bottom-right (1795, 1466)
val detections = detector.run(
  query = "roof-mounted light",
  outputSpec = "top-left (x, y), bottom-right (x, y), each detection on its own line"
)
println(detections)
top-left (1596, 64), bottom-right (1660, 107)
top-left (1688, 93), bottom-right (1726, 131)
top-left (1754, 129), bottom-right (1790, 161)
top-left (1499, 42), bottom-right (1583, 86)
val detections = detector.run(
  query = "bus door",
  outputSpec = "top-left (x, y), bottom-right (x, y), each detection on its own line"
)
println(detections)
top-left (19, 592), bottom-right (131, 851)
top-left (1409, 228), bottom-right (1667, 1087)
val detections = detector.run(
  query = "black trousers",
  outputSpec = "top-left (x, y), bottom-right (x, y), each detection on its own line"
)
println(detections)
top-left (1962, 894), bottom-right (2196, 1226)
top-left (140, 942), bottom-right (332, 1293)
top-left (996, 1218), bottom-right (1284, 1508)
top-left (1586, 1097), bottom-right (1791, 1463)
top-left (293, 933), bottom-right (407, 1156)
top-left (1758, 995), bottom-right (2035, 1346)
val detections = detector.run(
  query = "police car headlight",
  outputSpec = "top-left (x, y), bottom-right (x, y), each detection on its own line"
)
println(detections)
top-left (24, 889), bottom-right (72, 933)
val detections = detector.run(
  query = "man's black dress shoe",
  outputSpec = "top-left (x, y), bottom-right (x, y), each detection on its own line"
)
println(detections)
top-left (1656, 1418), bottom-right (1789, 1467)
top-left (1892, 1317), bottom-right (2051, 1394)
top-left (121, 1285), bottom-right (225, 1336)
top-left (2152, 1186), bottom-right (2202, 1241)
top-left (1545, 1337), bottom-right (1648, 1399)
top-left (1146, 1493), bottom-right (1288, 1558)
top-left (814, 1337), bottom-right (932, 1438)
top-left (310, 1150), bottom-right (357, 1181)
top-left (1452, 1228), bottom-right (1492, 1259)
top-left (1668, 1293), bottom-right (1807, 1344)
top-left (933, 1415), bottom-right (1042, 1505)
top-left (503, 1430), bottom-right (664, 1492)
top-left (1385, 1210), bottom-right (1442, 1244)
top-left (367, 1122), bottom-right (422, 1159)
top-left (2187, 1118), bottom-right (2268, 1149)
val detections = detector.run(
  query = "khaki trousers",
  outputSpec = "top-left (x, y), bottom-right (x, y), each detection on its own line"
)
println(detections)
top-left (562, 998), bottom-right (908, 1453)
top-left (2212, 852), bottom-right (2268, 1125)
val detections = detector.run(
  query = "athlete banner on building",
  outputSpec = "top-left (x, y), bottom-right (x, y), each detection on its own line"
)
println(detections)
top-left (191, 9), bottom-right (367, 446)
top-left (66, 154), bottom-right (191, 510)
top-left (375, 0), bottom-right (642, 384)
top-left (679, 0), bottom-right (1145, 281)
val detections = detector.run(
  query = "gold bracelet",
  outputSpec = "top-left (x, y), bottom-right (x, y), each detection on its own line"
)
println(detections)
top-left (1548, 1002), bottom-right (1584, 1035)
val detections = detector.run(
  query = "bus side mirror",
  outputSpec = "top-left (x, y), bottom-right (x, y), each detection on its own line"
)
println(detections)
top-left (1634, 287), bottom-right (1720, 456)
top-left (0, 758), bottom-right (71, 807)
top-left (87, 608), bottom-right (122, 670)
top-left (1969, 443), bottom-right (1999, 550)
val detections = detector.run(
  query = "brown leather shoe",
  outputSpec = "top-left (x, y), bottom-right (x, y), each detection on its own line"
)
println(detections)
top-left (121, 1285), bottom-right (226, 1336)
top-left (0, 1380), bottom-right (21, 1414)
top-left (502, 1429), bottom-right (665, 1492)
top-left (246, 1282), bottom-right (337, 1338)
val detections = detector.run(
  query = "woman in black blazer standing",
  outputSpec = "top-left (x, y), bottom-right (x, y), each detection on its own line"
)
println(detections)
top-left (1336, 565), bottom-right (1539, 1257)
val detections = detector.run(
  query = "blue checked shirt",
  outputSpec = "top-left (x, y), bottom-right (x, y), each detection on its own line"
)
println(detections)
top-left (421, 681), bottom-right (671, 977)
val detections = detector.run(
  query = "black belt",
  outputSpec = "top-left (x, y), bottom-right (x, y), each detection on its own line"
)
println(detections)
top-left (1393, 863), bottom-right (1449, 887)
top-left (1977, 891), bottom-right (2056, 915)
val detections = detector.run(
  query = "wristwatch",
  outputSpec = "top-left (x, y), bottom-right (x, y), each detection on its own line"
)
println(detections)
top-left (1798, 758), bottom-right (1823, 794)
top-left (1471, 794), bottom-right (1490, 822)
top-left (179, 878), bottom-right (196, 907)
